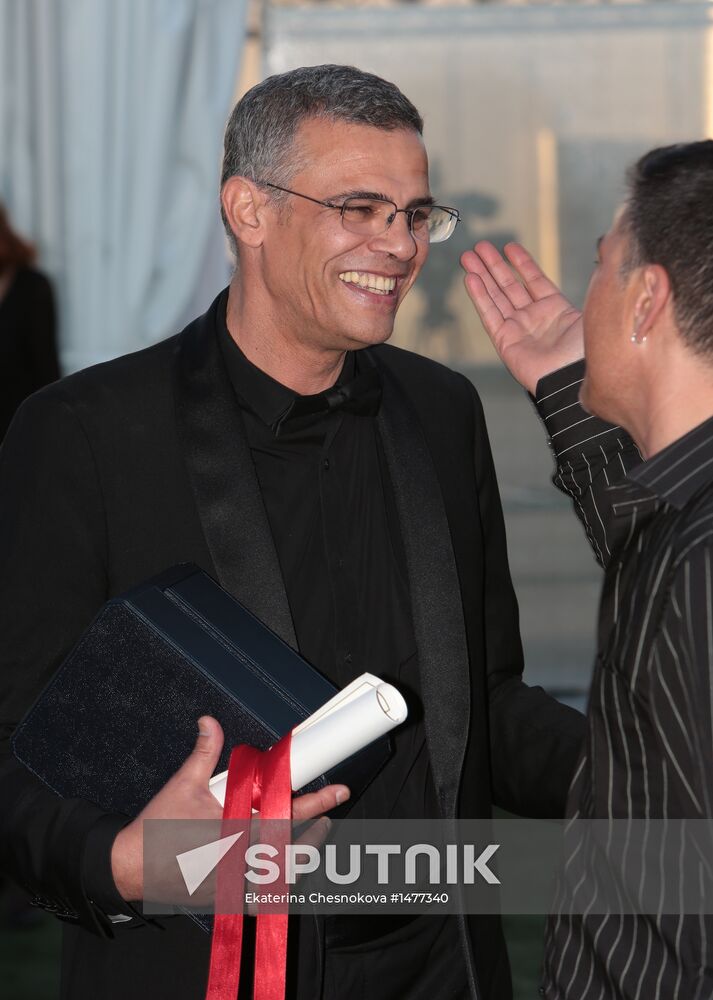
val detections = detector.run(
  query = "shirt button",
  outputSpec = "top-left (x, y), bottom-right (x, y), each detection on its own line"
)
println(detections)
top-left (344, 652), bottom-right (352, 663)
top-left (323, 458), bottom-right (330, 470)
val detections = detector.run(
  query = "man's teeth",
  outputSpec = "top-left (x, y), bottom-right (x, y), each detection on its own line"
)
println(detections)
top-left (338, 272), bottom-right (396, 295)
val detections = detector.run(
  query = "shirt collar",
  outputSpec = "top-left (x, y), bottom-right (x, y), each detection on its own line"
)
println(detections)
top-left (625, 413), bottom-right (713, 511)
top-left (216, 296), bottom-right (356, 429)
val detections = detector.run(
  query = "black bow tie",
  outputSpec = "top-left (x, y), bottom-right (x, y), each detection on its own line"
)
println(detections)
top-left (271, 366), bottom-right (382, 437)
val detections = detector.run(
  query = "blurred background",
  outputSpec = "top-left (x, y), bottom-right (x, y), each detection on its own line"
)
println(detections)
top-left (1, 0), bottom-right (712, 995)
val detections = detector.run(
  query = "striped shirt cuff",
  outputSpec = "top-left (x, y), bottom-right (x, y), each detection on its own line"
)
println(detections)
top-left (533, 360), bottom-right (623, 460)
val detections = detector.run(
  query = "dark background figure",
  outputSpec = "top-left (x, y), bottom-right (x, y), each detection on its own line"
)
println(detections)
top-left (0, 203), bottom-right (60, 442)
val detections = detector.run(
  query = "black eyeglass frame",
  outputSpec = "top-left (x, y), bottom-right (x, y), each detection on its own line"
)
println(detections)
top-left (256, 181), bottom-right (460, 244)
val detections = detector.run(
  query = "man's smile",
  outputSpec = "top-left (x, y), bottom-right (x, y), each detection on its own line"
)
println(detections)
top-left (338, 271), bottom-right (398, 296)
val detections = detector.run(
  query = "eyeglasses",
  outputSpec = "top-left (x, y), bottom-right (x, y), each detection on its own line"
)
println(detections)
top-left (257, 181), bottom-right (460, 244)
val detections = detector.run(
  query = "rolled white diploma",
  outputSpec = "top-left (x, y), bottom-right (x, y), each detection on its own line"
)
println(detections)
top-left (209, 676), bottom-right (407, 807)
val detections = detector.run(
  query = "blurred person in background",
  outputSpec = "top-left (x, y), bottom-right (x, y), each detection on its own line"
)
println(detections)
top-left (463, 140), bottom-right (713, 999)
top-left (0, 202), bottom-right (60, 443)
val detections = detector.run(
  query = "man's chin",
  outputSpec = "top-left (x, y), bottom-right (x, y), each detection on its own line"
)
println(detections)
top-left (342, 324), bottom-right (396, 351)
top-left (579, 378), bottom-right (617, 425)
top-left (578, 380), bottom-right (594, 416)
top-left (578, 378), bottom-right (606, 420)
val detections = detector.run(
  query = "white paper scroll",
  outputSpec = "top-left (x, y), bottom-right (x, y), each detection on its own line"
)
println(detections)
top-left (209, 672), bottom-right (407, 807)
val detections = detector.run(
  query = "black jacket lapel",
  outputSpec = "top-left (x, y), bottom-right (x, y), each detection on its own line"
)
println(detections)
top-left (173, 301), bottom-right (471, 812)
top-left (173, 291), bottom-right (297, 648)
top-left (371, 353), bottom-right (471, 819)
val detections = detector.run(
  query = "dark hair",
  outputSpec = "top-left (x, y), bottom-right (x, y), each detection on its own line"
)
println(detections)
top-left (0, 203), bottom-right (36, 269)
top-left (621, 141), bottom-right (713, 357)
top-left (220, 64), bottom-right (424, 255)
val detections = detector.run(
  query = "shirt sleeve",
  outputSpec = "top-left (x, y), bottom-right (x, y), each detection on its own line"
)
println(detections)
top-left (533, 360), bottom-right (642, 569)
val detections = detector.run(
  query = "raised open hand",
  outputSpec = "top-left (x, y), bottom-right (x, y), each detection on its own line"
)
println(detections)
top-left (461, 241), bottom-right (584, 394)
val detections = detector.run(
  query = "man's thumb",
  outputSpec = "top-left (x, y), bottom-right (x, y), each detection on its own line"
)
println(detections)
top-left (181, 715), bottom-right (224, 784)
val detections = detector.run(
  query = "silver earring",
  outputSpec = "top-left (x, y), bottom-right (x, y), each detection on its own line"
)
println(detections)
top-left (631, 330), bottom-right (647, 344)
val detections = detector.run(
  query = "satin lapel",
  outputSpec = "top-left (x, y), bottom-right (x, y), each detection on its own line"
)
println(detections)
top-left (370, 353), bottom-right (471, 819)
top-left (173, 293), bottom-right (297, 648)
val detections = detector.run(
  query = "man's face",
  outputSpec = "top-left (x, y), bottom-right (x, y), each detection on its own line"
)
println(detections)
top-left (257, 118), bottom-right (431, 354)
top-left (580, 209), bottom-right (639, 423)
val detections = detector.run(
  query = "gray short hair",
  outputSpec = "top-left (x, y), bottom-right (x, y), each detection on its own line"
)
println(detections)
top-left (220, 64), bottom-right (424, 256)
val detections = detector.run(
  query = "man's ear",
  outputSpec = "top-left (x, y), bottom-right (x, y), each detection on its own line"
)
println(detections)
top-left (221, 177), bottom-right (268, 250)
top-left (632, 264), bottom-right (672, 341)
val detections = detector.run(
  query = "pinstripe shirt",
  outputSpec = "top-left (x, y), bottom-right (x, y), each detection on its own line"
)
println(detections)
top-left (536, 361), bottom-right (713, 1000)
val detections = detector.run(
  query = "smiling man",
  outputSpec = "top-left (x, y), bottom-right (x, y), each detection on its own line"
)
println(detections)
top-left (219, 115), bottom-right (433, 385)
top-left (0, 66), bottom-right (584, 999)
top-left (221, 118), bottom-right (436, 370)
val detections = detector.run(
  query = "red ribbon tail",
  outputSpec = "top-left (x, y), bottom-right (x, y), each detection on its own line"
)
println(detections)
top-left (204, 734), bottom-right (293, 1000)
top-left (205, 744), bottom-right (260, 1000)
top-left (254, 735), bottom-right (293, 1000)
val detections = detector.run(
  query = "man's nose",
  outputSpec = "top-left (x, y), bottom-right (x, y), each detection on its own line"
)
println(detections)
top-left (368, 211), bottom-right (419, 261)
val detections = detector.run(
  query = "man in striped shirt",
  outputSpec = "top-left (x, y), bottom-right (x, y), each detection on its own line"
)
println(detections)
top-left (462, 141), bottom-right (713, 998)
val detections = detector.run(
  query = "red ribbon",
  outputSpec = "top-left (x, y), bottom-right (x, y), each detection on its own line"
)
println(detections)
top-left (205, 733), bottom-right (293, 1000)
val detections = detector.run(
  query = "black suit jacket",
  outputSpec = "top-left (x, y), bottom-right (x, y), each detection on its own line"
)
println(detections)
top-left (0, 292), bottom-right (584, 999)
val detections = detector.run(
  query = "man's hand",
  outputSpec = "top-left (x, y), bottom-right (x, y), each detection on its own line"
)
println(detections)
top-left (461, 241), bottom-right (584, 394)
top-left (111, 716), bottom-right (350, 902)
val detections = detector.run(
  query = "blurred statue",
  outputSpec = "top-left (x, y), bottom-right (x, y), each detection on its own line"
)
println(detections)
top-left (0, 203), bottom-right (60, 442)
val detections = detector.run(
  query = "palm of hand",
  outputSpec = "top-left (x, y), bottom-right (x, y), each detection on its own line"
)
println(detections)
top-left (496, 295), bottom-right (583, 393)
top-left (461, 242), bottom-right (584, 394)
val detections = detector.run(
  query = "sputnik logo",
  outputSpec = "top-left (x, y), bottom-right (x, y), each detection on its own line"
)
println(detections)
top-left (176, 831), bottom-right (245, 896)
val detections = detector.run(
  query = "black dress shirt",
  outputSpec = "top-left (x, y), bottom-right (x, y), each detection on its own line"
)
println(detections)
top-left (217, 318), bottom-right (469, 999)
top-left (217, 320), bottom-right (439, 821)
top-left (535, 362), bottom-right (713, 1000)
